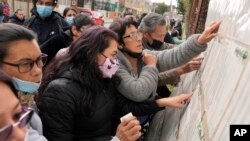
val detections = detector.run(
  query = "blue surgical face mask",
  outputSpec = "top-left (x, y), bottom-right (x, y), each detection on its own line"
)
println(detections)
top-left (36, 5), bottom-right (53, 18)
top-left (65, 16), bottom-right (74, 25)
top-left (12, 77), bottom-right (40, 94)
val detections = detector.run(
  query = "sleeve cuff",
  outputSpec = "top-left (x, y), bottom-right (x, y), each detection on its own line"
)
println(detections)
top-left (111, 136), bottom-right (120, 141)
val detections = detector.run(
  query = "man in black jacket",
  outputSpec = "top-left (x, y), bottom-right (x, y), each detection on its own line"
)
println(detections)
top-left (40, 13), bottom-right (95, 66)
top-left (23, 0), bottom-right (68, 45)
top-left (9, 9), bottom-right (25, 25)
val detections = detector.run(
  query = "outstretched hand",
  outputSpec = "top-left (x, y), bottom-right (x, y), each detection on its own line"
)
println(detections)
top-left (156, 93), bottom-right (193, 108)
top-left (198, 21), bottom-right (221, 45)
top-left (176, 55), bottom-right (204, 75)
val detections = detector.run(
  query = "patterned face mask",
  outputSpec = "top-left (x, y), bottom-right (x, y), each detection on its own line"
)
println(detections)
top-left (99, 57), bottom-right (119, 78)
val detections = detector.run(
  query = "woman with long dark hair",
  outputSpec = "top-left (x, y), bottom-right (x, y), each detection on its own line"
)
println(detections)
top-left (38, 26), bottom-right (142, 141)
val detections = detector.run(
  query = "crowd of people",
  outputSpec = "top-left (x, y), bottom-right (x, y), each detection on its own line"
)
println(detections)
top-left (0, 0), bottom-right (220, 140)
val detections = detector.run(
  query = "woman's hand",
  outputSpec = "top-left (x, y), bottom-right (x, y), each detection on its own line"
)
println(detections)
top-left (156, 93), bottom-right (193, 108)
top-left (176, 55), bottom-right (204, 75)
top-left (143, 53), bottom-right (157, 67)
top-left (198, 21), bottom-right (221, 45)
top-left (115, 116), bottom-right (142, 141)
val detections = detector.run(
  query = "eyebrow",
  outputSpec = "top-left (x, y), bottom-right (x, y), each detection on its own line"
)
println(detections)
top-left (16, 55), bottom-right (42, 63)
top-left (128, 31), bottom-right (137, 35)
top-left (17, 58), bottom-right (34, 62)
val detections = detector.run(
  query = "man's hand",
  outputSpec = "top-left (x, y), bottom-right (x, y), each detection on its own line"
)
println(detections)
top-left (198, 21), bottom-right (221, 45)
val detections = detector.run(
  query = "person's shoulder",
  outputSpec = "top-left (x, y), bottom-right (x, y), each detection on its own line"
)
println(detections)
top-left (23, 15), bottom-right (36, 26)
top-left (51, 11), bottom-right (68, 27)
top-left (52, 11), bottom-right (65, 21)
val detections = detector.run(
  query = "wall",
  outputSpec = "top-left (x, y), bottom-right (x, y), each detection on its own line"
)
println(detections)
top-left (145, 0), bottom-right (250, 140)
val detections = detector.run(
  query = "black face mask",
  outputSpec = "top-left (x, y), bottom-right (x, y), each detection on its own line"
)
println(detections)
top-left (121, 48), bottom-right (142, 59)
top-left (148, 39), bottom-right (164, 50)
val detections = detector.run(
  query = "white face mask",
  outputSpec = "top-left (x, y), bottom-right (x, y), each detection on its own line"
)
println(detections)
top-left (12, 77), bottom-right (40, 93)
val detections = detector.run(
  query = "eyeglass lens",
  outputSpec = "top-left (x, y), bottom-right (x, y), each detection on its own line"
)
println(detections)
top-left (0, 108), bottom-right (33, 141)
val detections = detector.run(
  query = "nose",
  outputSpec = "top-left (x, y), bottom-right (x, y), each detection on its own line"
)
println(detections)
top-left (8, 126), bottom-right (27, 141)
top-left (136, 37), bottom-right (141, 42)
top-left (30, 63), bottom-right (42, 80)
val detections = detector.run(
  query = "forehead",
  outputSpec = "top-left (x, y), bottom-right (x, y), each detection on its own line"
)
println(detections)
top-left (152, 24), bottom-right (166, 34)
top-left (104, 39), bottom-right (118, 52)
top-left (5, 40), bottom-right (41, 61)
top-left (17, 10), bottom-right (24, 14)
top-left (124, 24), bottom-right (137, 35)
top-left (67, 10), bottom-right (76, 14)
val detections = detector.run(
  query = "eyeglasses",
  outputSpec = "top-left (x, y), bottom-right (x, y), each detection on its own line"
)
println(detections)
top-left (0, 107), bottom-right (33, 141)
top-left (123, 32), bottom-right (143, 40)
top-left (2, 54), bottom-right (48, 73)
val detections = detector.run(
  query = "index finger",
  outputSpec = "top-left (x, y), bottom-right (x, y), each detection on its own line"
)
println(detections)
top-left (181, 93), bottom-right (193, 100)
top-left (208, 21), bottom-right (221, 33)
top-left (192, 56), bottom-right (204, 61)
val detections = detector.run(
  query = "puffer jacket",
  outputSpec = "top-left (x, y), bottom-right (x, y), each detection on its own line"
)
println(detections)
top-left (9, 14), bottom-right (25, 25)
top-left (38, 69), bottom-right (163, 141)
top-left (23, 11), bottom-right (68, 45)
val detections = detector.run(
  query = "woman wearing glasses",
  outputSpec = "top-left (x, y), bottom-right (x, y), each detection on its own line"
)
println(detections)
top-left (0, 70), bottom-right (34, 141)
top-left (0, 23), bottom-right (47, 140)
top-left (38, 26), bottom-right (145, 141)
top-left (111, 18), bottom-right (220, 102)
top-left (109, 18), bottom-right (220, 136)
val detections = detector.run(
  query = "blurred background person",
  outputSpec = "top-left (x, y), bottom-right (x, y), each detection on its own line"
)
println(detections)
top-left (9, 9), bottom-right (25, 25)
top-left (62, 7), bottom-right (78, 26)
top-left (40, 13), bottom-right (95, 65)
top-left (23, 0), bottom-right (68, 45)
top-left (0, 1), bottom-right (4, 23)
top-left (171, 29), bottom-right (183, 45)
